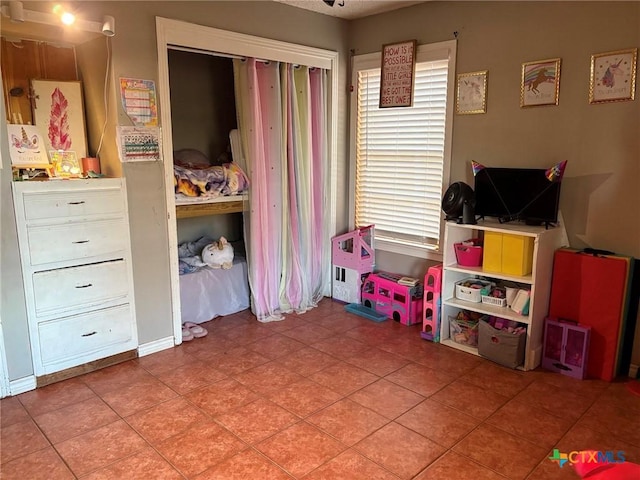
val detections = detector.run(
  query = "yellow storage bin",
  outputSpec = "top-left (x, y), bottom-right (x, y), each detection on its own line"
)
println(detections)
top-left (482, 232), bottom-right (534, 276)
top-left (502, 234), bottom-right (534, 276)
top-left (482, 231), bottom-right (503, 272)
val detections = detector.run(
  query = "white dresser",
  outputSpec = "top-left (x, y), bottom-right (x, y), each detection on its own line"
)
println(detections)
top-left (12, 178), bottom-right (138, 382)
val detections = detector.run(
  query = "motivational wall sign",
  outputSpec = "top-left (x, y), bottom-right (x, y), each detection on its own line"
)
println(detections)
top-left (379, 40), bottom-right (417, 108)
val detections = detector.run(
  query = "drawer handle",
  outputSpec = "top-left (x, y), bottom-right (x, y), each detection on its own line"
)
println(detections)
top-left (75, 284), bottom-right (93, 289)
top-left (82, 331), bottom-right (97, 337)
top-left (72, 240), bottom-right (90, 244)
top-left (68, 201), bottom-right (86, 205)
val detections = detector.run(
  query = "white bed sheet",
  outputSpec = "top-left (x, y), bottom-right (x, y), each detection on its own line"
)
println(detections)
top-left (179, 256), bottom-right (250, 324)
top-left (175, 193), bottom-right (247, 205)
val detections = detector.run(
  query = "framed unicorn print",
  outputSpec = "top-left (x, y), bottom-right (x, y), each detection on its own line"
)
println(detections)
top-left (589, 48), bottom-right (637, 104)
top-left (456, 71), bottom-right (488, 114)
top-left (520, 58), bottom-right (561, 107)
top-left (6, 124), bottom-right (50, 169)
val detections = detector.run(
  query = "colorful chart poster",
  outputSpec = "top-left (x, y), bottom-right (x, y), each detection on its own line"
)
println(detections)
top-left (117, 126), bottom-right (161, 162)
top-left (119, 78), bottom-right (158, 126)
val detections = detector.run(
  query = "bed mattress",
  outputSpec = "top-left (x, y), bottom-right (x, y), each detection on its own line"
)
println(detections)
top-left (179, 256), bottom-right (250, 324)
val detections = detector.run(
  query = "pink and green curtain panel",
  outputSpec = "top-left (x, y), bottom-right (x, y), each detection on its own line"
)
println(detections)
top-left (234, 58), bottom-right (329, 322)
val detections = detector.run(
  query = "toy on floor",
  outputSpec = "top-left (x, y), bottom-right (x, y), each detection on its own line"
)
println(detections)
top-left (331, 225), bottom-right (375, 304)
top-left (361, 271), bottom-right (423, 325)
top-left (421, 264), bottom-right (442, 342)
top-left (572, 450), bottom-right (640, 479)
top-left (344, 303), bottom-right (387, 322)
top-left (202, 236), bottom-right (234, 269)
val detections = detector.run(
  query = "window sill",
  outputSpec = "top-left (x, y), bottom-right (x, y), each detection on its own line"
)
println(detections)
top-left (375, 238), bottom-right (443, 262)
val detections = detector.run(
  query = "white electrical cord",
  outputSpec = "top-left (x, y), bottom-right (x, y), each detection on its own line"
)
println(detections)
top-left (95, 35), bottom-right (111, 158)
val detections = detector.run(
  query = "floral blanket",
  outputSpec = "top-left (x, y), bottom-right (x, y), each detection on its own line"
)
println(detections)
top-left (174, 162), bottom-right (249, 198)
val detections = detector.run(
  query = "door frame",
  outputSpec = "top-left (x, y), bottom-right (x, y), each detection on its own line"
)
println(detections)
top-left (0, 74), bottom-right (14, 397)
top-left (155, 17), bottom-right (339, 343)
top-left (0, 320), bottom-right (10, 398)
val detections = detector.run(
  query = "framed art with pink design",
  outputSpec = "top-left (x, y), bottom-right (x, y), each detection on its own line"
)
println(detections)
top-left (589, 48), bottom-right (637, 104)
top-left (30, 79), bottom-right (88, 161)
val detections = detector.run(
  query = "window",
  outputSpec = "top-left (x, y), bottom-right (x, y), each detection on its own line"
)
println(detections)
top-left (363, 280), bottom-right (374, 294)
top-left (394, 292), bottom-right (406, 303)
top-left (350, 40), bottom-right (457, 259)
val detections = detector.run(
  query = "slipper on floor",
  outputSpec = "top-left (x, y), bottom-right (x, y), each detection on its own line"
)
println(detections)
top-left (182, 326), bottom-right (194, 342)
top-left (183, 321), bottom-right (208, 338)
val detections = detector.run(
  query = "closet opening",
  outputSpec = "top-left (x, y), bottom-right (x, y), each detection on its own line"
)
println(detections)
top-left (156, 17), bottom-right (339, 344)
top-left (168, 47), bottom-right (250, 328)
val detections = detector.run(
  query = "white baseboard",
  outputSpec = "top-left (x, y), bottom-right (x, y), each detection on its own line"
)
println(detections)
top-left (138, 336), bottom-right (175, 357)
top-left (629, 364), bottom-right (639, 379)
top-left (10, 375), bottom-right (37, 396)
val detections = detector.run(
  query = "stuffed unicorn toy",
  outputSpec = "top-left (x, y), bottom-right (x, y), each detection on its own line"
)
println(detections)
top-left (202, 236), bottom-right (234, 269)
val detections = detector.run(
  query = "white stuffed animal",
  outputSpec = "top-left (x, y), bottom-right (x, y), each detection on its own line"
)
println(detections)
top-left (202, 236), bottom-right (234, 269)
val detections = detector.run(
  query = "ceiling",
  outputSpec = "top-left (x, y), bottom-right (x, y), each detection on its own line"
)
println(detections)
top-left (0, 0), bottom-right (429, 44)
top-left (273, 0), bottom-right (429, 20)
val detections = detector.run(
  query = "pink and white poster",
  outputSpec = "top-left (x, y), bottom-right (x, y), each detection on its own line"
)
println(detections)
top-left (31, 79), bottom-right (88, 160)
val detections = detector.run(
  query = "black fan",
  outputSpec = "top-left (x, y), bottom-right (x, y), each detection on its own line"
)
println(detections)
top-left (442, 182), bottom-right (477, 224)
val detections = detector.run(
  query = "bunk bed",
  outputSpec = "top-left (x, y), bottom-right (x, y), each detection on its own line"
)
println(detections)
top-left (173, 159), bottom-right (248, 217)
top-left (173, 143), bottom-right (250, 323)
top-left (175, 194), bottom-right (246, 218)
top-left (179, 254), bottom-right (250, 323)
top-left (173, 134), bottom-right (248, 218)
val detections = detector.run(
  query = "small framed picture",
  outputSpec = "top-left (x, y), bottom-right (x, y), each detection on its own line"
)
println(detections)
top-left (589, 48), bottom-right (637, 104)
top-left (6, 124), bottom-right (50, 169)
top-left (520, 58), bottom-right (561, 107)
top-left (49, 150), bottom-right (81, 177)
top-left (456, 71), bottom-right (488, 114)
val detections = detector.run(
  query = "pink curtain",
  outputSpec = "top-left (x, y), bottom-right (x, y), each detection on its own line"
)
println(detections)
top-left (234, 59), bottom-right (328, 322)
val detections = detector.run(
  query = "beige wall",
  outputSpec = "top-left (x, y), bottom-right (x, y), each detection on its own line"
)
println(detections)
top-left (168, 50), bottom-right (237, 160)
top-left (1, 1), bottom-right (638, 381)
top-left (0, 77), bottom-right (33, 380)
top-left (0, 1), bottom-right (349, 379)
top-left (350, 1), bottom-right (640, 271)
top-left (107, 1), bottom-right (349, 346)
top-left (351, 0), bottom-right (639, 368)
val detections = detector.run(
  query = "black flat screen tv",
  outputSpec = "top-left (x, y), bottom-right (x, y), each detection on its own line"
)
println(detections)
top-left (474, 167), bottom-right (562, 225)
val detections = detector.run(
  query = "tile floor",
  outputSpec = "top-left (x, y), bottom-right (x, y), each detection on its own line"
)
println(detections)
top-left (1, 299), bottom-right (639, 479)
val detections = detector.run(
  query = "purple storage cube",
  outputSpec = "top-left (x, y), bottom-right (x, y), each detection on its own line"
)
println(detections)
top-left (542, 317), bottom-right (590, 379)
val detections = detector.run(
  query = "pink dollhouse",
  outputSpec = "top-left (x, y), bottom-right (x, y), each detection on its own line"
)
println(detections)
top-left (331, 225), bottom-right (375, 303)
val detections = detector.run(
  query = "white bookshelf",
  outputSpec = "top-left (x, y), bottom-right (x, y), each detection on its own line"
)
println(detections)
top-left (440, 219), bottom-right (565, 370)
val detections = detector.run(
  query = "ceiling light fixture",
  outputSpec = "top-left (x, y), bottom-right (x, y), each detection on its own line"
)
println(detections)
top-left (8, 0), bottom-right (24, 22)
top-left (101, 15), bottom-right (115, 37)
top-left (52, 4), bottom-right (75, 25)
top-left (0, 1), bottom-right (116, 36)
top-left (60, 11), bottom-right (75, 26)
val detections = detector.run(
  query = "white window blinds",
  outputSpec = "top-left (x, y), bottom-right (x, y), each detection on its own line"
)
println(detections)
top-left (355, 59), bottom-right (450, 251)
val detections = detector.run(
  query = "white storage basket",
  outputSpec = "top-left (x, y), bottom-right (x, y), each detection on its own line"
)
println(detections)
top-left (481, 295), bottom-right (507, 307)
top-left (455, 278), bottom-right (493, 303)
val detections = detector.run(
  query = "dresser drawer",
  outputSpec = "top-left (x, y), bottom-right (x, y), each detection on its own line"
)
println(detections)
top-left (22, 188), bottom-right (125, 221)
top-left (32, 260), bottom-right (129, 318)
top-left (38, 304), bottom-right (135, 367)
top-left (27, 219), bottom-right (128, 266)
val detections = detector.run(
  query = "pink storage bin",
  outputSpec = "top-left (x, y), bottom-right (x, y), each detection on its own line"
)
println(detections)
top-left (454, 239), bottom-right (483, 267)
